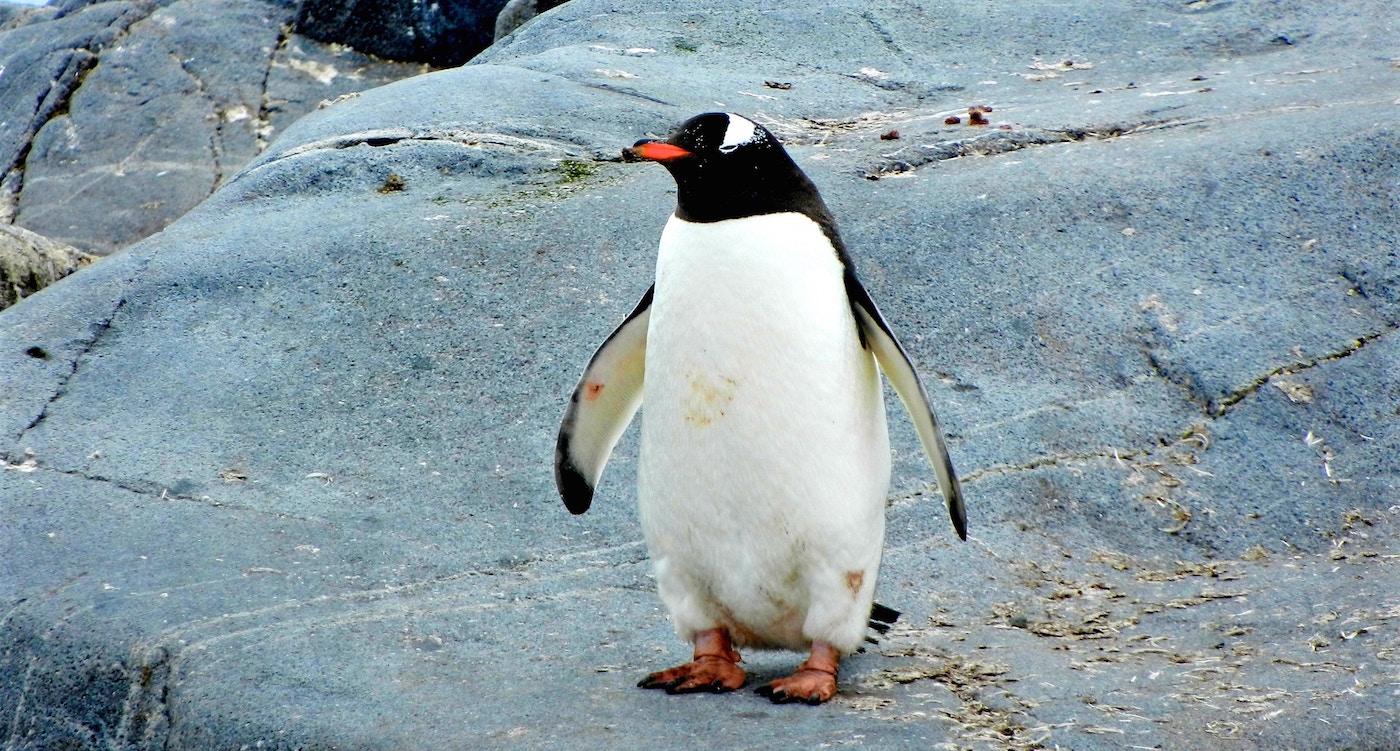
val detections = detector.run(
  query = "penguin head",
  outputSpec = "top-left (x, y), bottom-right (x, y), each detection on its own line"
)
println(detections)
top-left (623, 112), bottom-right (823, 224)
top-left (623, 112), bottom-right (776, 166)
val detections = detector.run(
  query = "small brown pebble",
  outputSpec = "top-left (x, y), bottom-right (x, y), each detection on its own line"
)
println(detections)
top-left (763, 80), bottom-right (793, 90)
top-left (968, 109), bottom-right (989, 125)
top-left (879, 129), bottom-right (900, 140)
top-left (998, 124), bottom-right (1012, 130)
top-left (944, 115), bottom-right (961, 125)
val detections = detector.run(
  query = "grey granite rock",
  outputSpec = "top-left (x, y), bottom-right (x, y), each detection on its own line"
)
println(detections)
top-left (0, 0), bottom-right (426, 255)
top-left (1, 1), bottom-right (1398, 749)
top-left (0, 0), bottom-right (151, 225)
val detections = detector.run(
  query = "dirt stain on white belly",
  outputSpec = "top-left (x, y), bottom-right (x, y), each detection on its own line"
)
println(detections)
top-left (682, 372), bottom-right (738, 426)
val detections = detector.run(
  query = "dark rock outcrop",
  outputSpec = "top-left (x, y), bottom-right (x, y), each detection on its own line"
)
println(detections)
top-left (296, 0), bottom-right (512, 67)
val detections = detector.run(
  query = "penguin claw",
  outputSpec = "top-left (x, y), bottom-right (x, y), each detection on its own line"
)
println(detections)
top-left (636, 674), bottom-right (678, 690)
top-left (638, 656), bottom-right (746, 695)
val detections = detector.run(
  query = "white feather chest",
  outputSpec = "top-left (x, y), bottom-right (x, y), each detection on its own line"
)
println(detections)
top-left (637, 212), bottom-right (891, 652)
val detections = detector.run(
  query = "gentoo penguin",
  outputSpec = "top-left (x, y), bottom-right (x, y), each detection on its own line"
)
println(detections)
top-left (555, 112), bottom-right (965, 704)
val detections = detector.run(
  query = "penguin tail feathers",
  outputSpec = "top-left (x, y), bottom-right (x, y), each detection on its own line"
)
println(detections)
top-left (866, 603), bottom-right (901, 642)
top-left (870, 603), bottom-right (900, 624)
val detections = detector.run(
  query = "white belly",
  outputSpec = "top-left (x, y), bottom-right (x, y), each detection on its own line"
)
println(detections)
top-left (637, 213), bottom-right (891, 653)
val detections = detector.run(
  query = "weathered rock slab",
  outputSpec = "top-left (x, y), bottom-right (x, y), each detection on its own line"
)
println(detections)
top-left (1, 1), bottom-right (1398, 749)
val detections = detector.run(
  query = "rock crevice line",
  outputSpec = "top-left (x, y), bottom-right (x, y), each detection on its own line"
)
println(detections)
top-left (1209, 324), bottom-right (1397, 417)
top-left (859, 10), bottom-right (909, 62)
top-left (958, 447), bottom-right (1151, 486)
top-left (1140, 321), bottom-right (1398, 419)
top-left (168, 52), bottom-right (225, 192)
top-left (6, 460), bottom-right (319, 523)
top-left (283, 128), bottom-right (576, 157)
top-left (9, 296), bottom-right (126, 445)
top-left (225, 127), bottom-right (589, 193)
top-left (942, 318), bottom-right (1394, 484)
top-left (861, 118), bottom-right (1189, 180)
top-left (255, 21), bottom-right (294, 153)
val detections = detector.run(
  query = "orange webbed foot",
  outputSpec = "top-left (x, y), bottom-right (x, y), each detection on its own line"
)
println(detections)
top-left (637, 656), bottom-right (746, 694)
top-left (638, 627), bottom-right (746, 695)
top-left (755, 668), bottom-right (837, 704)
top-left (756, 640), bottom-right (841, 705)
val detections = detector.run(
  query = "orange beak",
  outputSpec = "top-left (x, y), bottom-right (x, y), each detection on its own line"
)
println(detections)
top-left (622, 141), bottom-right (692, 163)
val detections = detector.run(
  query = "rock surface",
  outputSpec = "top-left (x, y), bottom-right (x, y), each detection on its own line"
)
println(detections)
top-left (2, 1), bottom-right (1399, 749)
top-left (0, 0), bottom-right (427, 255)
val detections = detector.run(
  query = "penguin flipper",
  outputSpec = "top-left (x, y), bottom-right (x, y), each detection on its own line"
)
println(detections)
top-left (846, 274), bottom-right (967, 540)
top-left (555, 286), bottom-right (653, 514)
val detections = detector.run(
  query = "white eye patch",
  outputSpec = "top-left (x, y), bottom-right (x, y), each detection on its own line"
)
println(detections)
top-left (718, 114), bottom-right (758, 153)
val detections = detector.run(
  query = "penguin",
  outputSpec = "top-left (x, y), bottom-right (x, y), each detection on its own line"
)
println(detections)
top-left (555, 112), bottom-right (965, 704)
